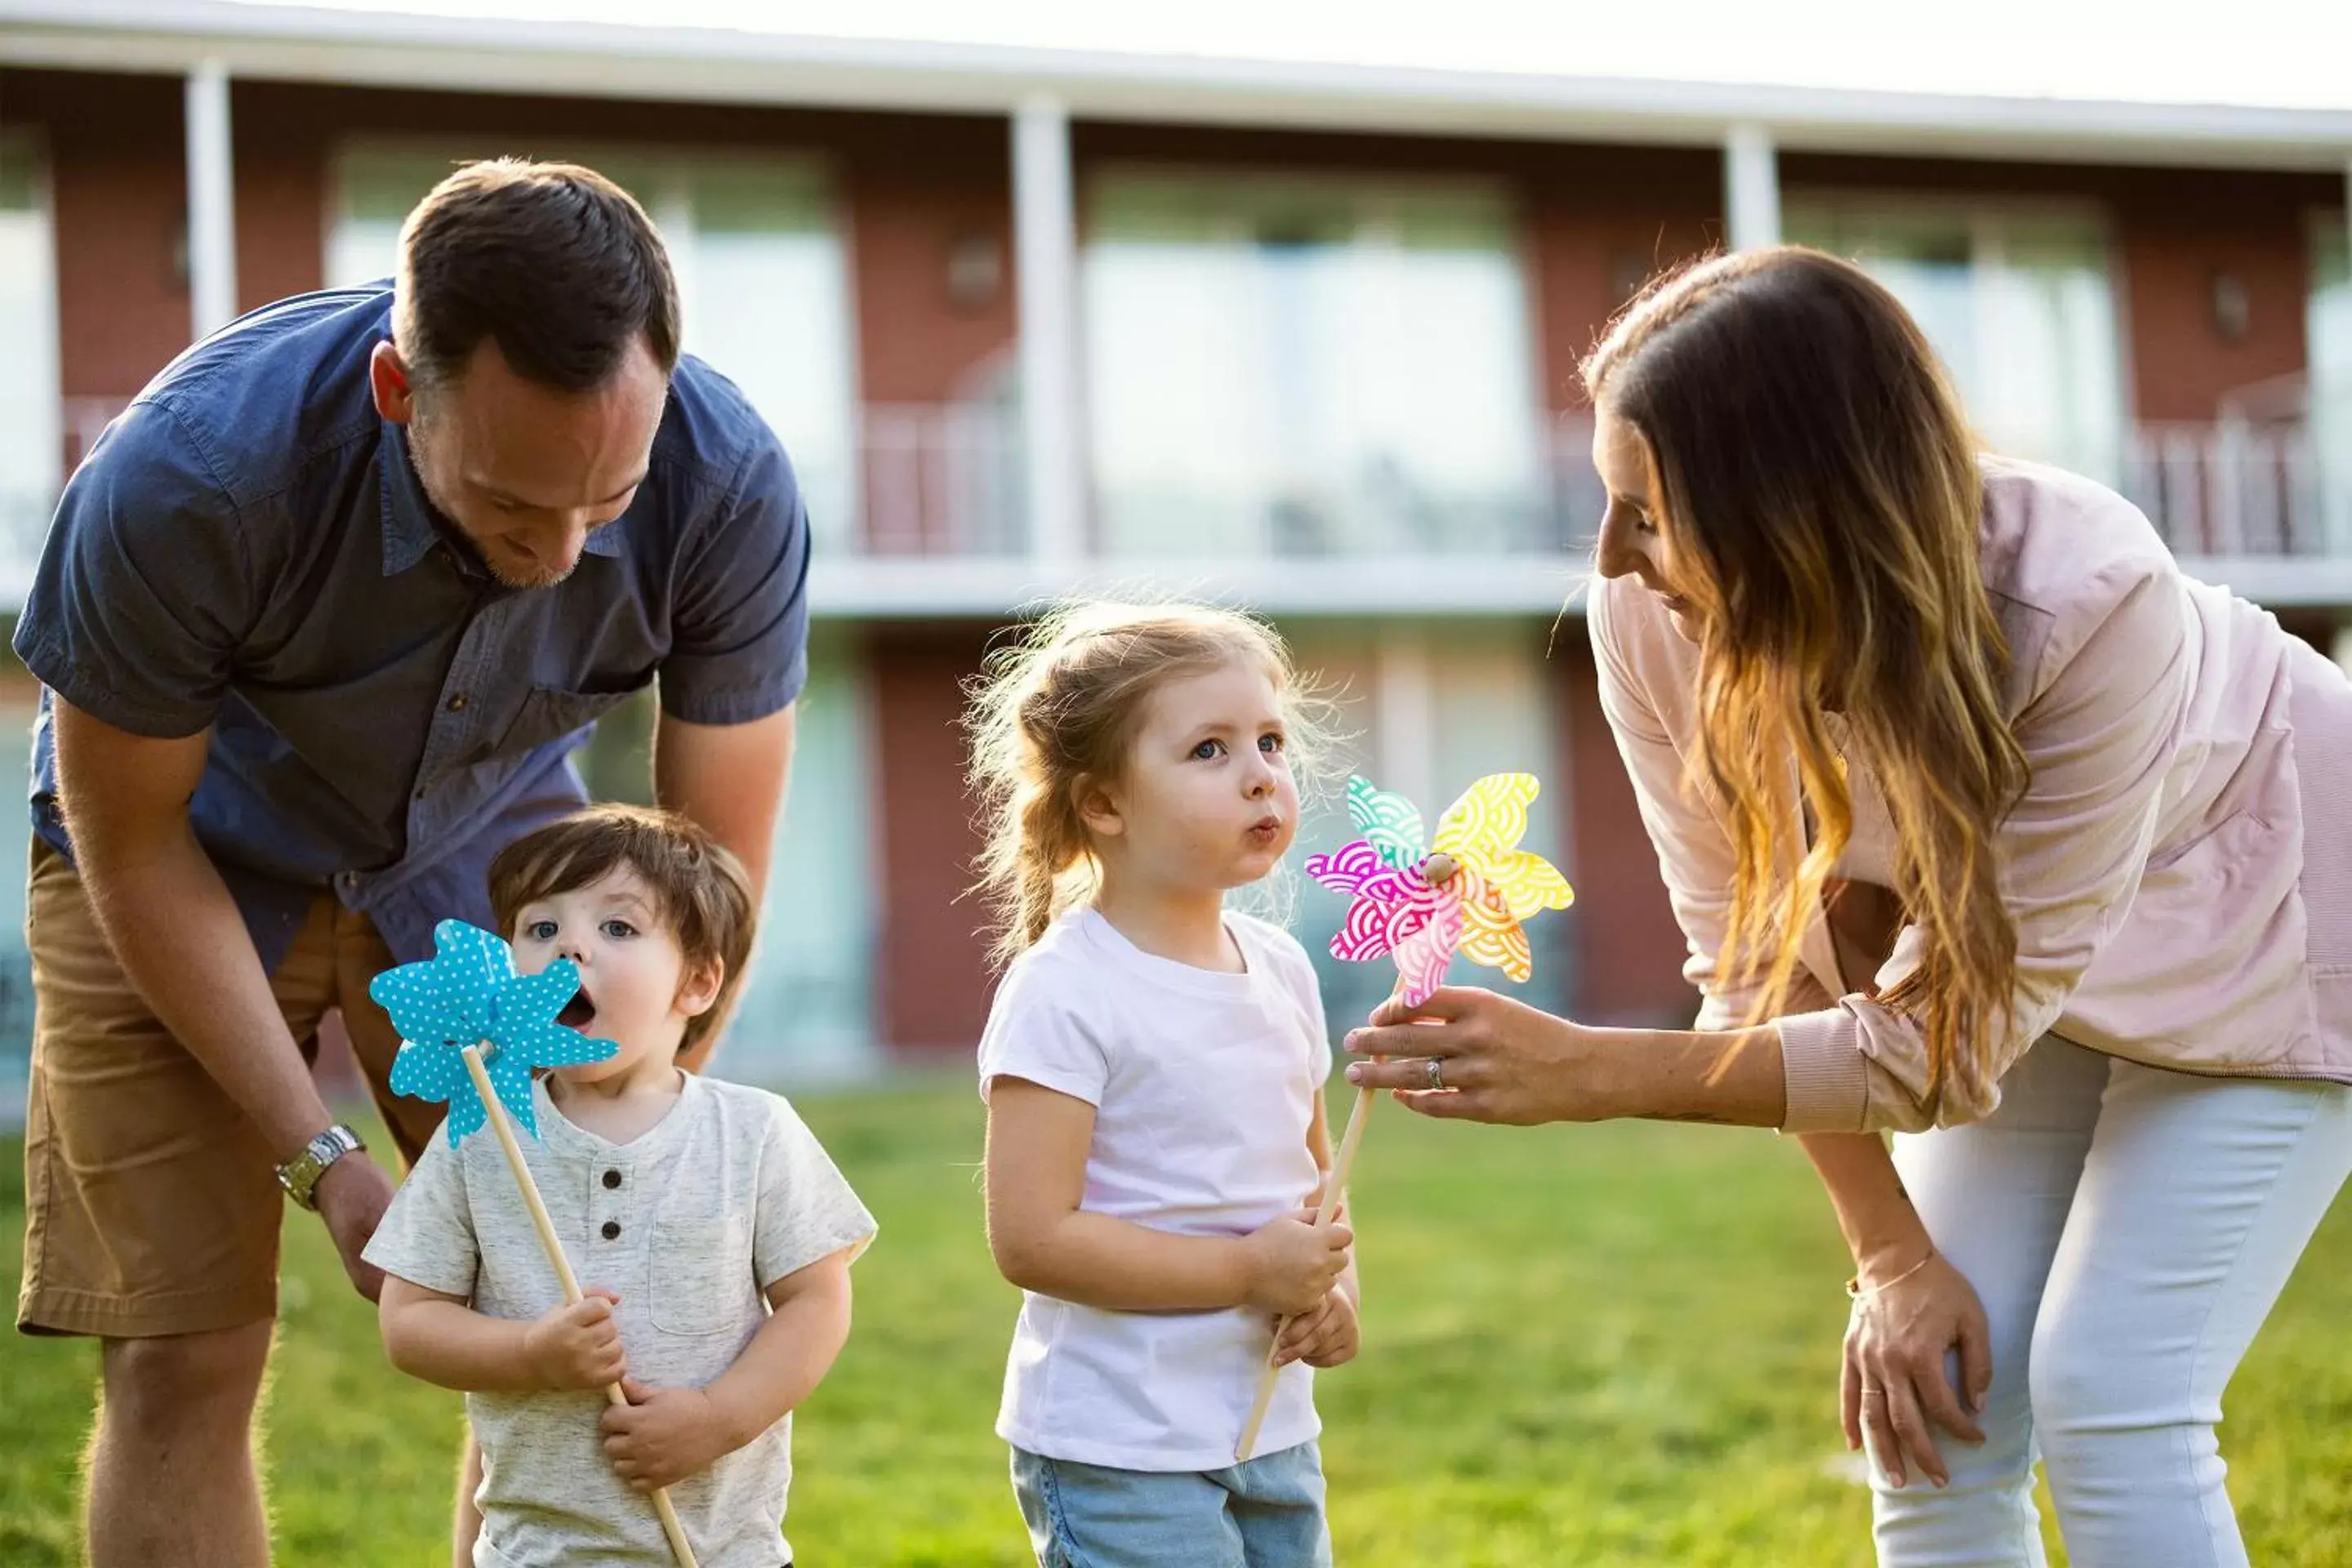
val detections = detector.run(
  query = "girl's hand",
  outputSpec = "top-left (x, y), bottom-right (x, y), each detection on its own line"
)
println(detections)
top-left (1842, 1250), bottom-right (1992, 1489)
top-left (1343, 987), bottom-right (1611, 1125)
top-left (1275, 1287), bottom-right (1361, 1369)
top-left (1241, 1209), bottom-right (1353, 1316)
top-left (601, 1377), bottom-right (734, 1492)
top-left (521, 1288), bottom-right (627, 1392)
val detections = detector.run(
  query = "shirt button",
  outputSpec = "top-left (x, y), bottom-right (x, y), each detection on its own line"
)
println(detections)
top-left (601, 1220), bottom-right (621, 1241)
top-left (602, 1169), bottom-right (621, 1190)
top-left (447, 693), bottom-right (469, 713)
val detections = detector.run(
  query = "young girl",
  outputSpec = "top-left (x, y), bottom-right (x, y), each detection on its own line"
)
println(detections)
top-left (966, 601), bottom-right (1359, 1568)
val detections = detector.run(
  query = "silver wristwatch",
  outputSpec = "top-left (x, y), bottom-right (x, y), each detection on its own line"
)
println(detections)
top-left (276, 1123), bottom-right (366, 1211)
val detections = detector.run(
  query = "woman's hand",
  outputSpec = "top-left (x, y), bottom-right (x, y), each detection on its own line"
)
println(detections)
top-left (1342, 987), bottom-right (1616, 1125)
top-left (1842, 1249), bottom-right (1992, 1489)
top-left (1347, 988), bottom-right (1788, 1129)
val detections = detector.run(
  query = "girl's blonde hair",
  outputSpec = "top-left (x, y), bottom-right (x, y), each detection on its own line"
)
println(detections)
top-left (1582, 247), bottom-right (2029, 1114)
top-left (964, 599), bottom-right (1320, 970)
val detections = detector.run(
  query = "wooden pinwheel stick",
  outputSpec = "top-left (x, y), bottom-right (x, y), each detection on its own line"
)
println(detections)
top-left (458, 1044), bottom-right (701, 1568)
top-left (1236, 854), bottom-right (1459, 1461)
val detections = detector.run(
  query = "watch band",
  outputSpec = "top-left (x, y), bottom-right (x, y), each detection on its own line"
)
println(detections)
top-left (276, 1123), bottom-right (367, 1211)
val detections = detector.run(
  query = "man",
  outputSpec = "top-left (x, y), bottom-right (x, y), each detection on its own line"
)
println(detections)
top-left (13, 159), bottom-right (806, 1566)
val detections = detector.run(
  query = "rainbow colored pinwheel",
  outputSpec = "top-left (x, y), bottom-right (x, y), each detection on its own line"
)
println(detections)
top-left (1240, 769), bottom-right (1578, 1462)
top-left (372, 919), bottom-right (620, 1147)
top-left (1305, 773), bottom-right (1575, 1005)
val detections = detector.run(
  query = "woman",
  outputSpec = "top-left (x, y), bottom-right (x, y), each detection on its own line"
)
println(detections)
top-left (1345, 246), bottom-right (2352, 1567)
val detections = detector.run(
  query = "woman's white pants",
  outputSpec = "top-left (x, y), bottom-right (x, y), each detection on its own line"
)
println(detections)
top-left (1871, 1036), bottom-right (2352, 1567)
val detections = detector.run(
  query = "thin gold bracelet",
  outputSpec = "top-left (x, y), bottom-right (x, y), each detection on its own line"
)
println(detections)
top-left (1845, 1250), bottom-right (1936, 1300)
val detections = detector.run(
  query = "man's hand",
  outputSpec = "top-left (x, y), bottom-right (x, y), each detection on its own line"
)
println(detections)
top-left (312, 1150), bottom-right (397, 1302)
top-left (601, 1377), bottom-right (737, 1492)
top-left (522, 1289), bottom-right (628, 1392)
top-left (1274, 1286), bottom-right (1361, 1369)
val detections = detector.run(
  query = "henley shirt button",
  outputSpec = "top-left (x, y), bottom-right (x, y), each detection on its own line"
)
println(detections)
top-left (447, 693), bottom-right (469, 713)
top-left (600, 1220), bottom-right (621, 1241)
top-left (602, 1169), bottom-right (621, 1189)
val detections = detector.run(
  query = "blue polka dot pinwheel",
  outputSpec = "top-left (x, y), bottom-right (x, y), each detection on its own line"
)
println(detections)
top-left (371, 920), bottom-right (701, 1567)
top-left (372, 919), bottom-right (621, 1148)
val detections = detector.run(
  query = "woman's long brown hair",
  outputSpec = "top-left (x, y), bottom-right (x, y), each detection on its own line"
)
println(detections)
top-left (1582, 247), bottom-right (2029, 1110)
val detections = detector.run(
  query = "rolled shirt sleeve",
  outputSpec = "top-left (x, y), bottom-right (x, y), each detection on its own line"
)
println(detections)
top-left (12, 399), bottom-right (253, 737)
top-left (657, 425), bottom-right (812, 726)
top-left (1775, 564), bottom-right (2198, 1133)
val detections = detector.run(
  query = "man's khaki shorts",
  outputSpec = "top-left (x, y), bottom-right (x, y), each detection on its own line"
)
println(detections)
top-left (16, 841), bottom-right (443, 1339)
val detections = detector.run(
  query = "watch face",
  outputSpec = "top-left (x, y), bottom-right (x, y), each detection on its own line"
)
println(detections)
top-left (280, 1149), bottom-right (323, 1204)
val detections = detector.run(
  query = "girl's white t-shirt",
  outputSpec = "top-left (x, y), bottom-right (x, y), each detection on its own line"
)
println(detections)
top-left (977, 906), bottom-right (1335, 1471)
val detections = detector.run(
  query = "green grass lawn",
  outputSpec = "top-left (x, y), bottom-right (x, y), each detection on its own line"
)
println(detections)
top-left (5, 1078), bottom-right (2351, 1566)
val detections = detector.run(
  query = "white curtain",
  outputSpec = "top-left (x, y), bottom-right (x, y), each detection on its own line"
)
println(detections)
top-left (1786, 200), bottom-right (2127, 484)
top-left (1083, 176), bottom-right (1545, 559)
top-left (724, 637), bottom-right (878, 1084)
top-left (2312, 215), bottom-right (2352, 555)
top-left (0, 136), bottom-right (60, 607)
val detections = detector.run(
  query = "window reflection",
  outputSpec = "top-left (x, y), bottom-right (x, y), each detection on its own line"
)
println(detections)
top-left (0, 136), bottom-right (60, 603)
top-left (1083, 174), bottom-right (1547, 559)
top-left (2314, 216), bottom-right (2352, 552)
top-left (1785, 199), bottom-right (2127, 484)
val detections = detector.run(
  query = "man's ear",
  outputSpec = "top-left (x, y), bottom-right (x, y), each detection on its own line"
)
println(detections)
top-left (1073, 774), bottom-right (1124, 842)
top-left (370, 341), bottom-right (416, 425)
top-left (675, 957), bottom-right (725, 1019)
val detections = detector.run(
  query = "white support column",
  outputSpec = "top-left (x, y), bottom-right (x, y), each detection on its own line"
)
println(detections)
top-left (1012, 95), bottom-right (1087, 567)
top-left (184, 57), bottom-right (238, 340)
top-left (1723, 122), bottom-right (1782, 253)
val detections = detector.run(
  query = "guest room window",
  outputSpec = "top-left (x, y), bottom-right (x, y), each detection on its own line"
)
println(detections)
top-left (1083, 172), bottom-right (1547, 559)
top-left (1786, 198), bottom-right (2127, 484)
top-left (0, 133), bottom-right (60, 607)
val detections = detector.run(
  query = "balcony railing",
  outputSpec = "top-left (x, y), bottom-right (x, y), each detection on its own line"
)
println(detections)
top-left (12, 401), bottom-right (2352, 610)
top-left (2120, 421), bottom-right (2347, 561)
top-left (858, 401), bottom-right (1028, 559)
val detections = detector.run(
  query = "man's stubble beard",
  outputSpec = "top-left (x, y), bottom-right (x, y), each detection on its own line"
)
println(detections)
top-left (406, 408), bottom-right (576, 591)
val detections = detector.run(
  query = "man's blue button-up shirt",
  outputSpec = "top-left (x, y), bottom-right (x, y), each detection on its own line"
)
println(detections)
top-left (15, 283), bottom-right (810, 971)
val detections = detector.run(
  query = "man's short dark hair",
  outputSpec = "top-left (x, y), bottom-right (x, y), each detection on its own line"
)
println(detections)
top-left (394, 158), bottom-right (681, 392)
